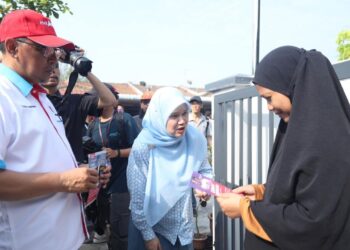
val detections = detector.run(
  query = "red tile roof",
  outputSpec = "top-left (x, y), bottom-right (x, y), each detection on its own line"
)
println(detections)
top-left (59, 81), bottom-right (212, 100)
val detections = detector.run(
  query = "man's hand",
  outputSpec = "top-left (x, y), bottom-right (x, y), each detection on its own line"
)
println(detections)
top-left (99, 166), bottom-right (111, 188)
top-left (104, 147), bottom-right (119, 159)
top-left (59, 166), bottom-right (98, 192)
top-left (145, 238), bottom-right (162, 250)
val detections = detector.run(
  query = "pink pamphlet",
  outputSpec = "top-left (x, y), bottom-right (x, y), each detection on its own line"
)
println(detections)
top-left (85, 150), bottom-right (110, 208)
top-left (190, 172), bottom-right (231, 196)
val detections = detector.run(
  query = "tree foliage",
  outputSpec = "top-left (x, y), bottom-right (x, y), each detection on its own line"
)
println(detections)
top-left (0, 0), bottom-right (72, 22)
top-left (336, 30), bottom-right (350, 61)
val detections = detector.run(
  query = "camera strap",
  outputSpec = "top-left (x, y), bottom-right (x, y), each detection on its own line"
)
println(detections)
top-left (55, 70), bottom-right (79, 112)
top-left (63, 70), bottom-right (79, 98)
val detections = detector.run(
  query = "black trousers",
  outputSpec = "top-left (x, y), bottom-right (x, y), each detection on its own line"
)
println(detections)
top-left (109, 192), bottom-right (130, 250)
top-left (84, 188), bottom-right (110, 236)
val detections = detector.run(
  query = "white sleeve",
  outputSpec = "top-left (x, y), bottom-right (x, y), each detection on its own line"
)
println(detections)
top-left (0, 99), bottom-right (9, 169)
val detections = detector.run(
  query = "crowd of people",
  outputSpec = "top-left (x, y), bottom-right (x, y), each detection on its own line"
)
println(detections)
top-left (1, 8), bottom-right (350, 250)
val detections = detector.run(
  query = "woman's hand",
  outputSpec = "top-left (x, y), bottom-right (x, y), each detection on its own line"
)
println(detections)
top-left (194, 189), bottom-right (210, 201)
top-left (216, 192), bottom-right (242, 219)
top-left (232, 185), bottom-right (256, 200)
top-left (145, 237), bottom-right (162, 250)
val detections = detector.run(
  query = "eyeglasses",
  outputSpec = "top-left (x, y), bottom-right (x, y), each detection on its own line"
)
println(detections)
top-left (168, 110), bottom-right (189, 121)
top-left (141, 100), bottom-right (151, 105)
top-left (16, 38), bottom-right (64, 59)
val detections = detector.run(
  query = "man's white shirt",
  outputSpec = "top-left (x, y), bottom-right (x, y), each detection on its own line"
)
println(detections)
top-left (0, 65), bottom-right (86, 250)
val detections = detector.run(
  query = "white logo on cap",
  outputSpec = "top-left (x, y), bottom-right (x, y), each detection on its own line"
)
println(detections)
top-left (39, 20), bottom-right (53, 27)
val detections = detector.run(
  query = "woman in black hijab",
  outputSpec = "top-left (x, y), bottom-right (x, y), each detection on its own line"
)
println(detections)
top-left (216, 46), bottom-right (350, 250)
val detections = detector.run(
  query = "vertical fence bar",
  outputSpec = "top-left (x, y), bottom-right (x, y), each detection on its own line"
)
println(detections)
top-left (257, 96), bottom-right (263, 183)
top-left (247, 97), bottom-right (252, 184)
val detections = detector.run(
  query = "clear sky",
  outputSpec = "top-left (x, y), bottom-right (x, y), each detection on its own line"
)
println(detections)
top-left (52, 0), bottom-right (349, 87)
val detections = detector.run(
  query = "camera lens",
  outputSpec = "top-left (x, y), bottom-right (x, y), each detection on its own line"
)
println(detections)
top-left (68, 51), bottom-right (92, 76)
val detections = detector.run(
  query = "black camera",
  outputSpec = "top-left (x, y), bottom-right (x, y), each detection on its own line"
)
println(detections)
top-left (62, 46), bottom-right (93, 76)
top-left (82, 136), bottom-right (102, 156)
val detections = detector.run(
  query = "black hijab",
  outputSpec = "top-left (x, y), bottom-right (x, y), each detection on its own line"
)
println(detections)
top-left (247, 46), bottom-right (350, 250)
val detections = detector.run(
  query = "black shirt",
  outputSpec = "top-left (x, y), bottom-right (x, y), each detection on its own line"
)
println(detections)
top-left (133, 114), bottom-right (142, 134)
top-left (88, 112), bottom-right (138, 193)
top-left (47, 91), bottom-right (100, 163)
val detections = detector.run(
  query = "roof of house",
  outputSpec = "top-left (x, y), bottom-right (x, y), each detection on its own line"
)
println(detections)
top-left (57, 81), bottom-right (212, 116)
top-left (58, 81), bottom-right (212, 102)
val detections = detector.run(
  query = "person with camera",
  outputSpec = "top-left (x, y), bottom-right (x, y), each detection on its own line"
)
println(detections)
top-left (42, 49), bottom-right (117, 165)
top-left (86, 85), bottom-right (138, 249)
top-left (0, 9), bottom-right (111, 250)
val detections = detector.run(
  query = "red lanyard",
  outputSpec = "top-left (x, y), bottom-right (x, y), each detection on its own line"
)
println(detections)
top-left (32, 85), bottom-right (87, 237)
top-left (31, 87), bottom-right (77, 167)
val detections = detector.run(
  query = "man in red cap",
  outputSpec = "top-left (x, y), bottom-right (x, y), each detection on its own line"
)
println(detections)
top-left (0, 9), bottom-right (111, 250)
top-left (133, 90), bottom-right (154, 133)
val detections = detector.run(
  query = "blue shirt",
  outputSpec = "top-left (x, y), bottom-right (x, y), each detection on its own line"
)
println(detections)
top-left (127, 140), bottom-right (212, 245)
top-left (0, 160), bottom-right (5, 170)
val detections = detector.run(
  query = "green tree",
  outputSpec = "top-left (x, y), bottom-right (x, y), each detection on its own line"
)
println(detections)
top-left (336, 30), bottom-right (350, 61)
top-left (0, 0), bottom-right (72, 22)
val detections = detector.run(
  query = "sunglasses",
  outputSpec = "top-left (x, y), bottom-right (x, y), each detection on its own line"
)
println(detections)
top-left (141, 100), bottom-right (150, 105)
top-left (16, 38), bottom-right (65, 59)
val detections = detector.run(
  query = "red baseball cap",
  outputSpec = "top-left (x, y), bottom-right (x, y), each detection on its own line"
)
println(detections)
top-left (0, 9), bottom-right (74, 50)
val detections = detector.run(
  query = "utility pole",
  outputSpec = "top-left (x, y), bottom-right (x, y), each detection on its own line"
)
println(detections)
top-left (252, 0), bottom-right (261, 75)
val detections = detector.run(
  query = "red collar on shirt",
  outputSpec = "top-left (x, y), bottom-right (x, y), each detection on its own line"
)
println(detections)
top-left (31, 83), bottom-right (47, 95)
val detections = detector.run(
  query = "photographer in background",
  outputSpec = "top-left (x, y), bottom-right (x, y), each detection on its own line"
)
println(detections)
top-left (42, 53), bottom-right (117, 164)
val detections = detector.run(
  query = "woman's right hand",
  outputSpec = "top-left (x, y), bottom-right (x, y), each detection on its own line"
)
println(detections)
top-left (232, 185), bottom-right (256, 200)
top-left (216, 192), bottom-right (242, 219)
top-left (145, 237), bottom-right (162, 250)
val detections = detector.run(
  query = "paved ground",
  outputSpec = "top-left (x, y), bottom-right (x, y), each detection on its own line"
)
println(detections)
top-left (79, 198), bottom-right (213, 250)
top-left (80, 242), bottom-right (108, 250)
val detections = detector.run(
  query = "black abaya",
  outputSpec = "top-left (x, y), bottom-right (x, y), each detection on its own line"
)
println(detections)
top-left (248, 46), bottom-right (350, 250)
